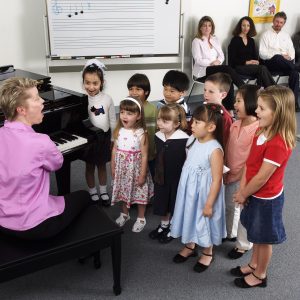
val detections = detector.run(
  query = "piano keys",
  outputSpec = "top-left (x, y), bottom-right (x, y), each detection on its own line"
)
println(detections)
top-left (0, 68), bottom-right (95, 195)
top-left (50, 131), bottom-right (88, 153)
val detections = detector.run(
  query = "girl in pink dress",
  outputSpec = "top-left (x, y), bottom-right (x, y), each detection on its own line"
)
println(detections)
top-left (111, 97), bottom-right (153, 233)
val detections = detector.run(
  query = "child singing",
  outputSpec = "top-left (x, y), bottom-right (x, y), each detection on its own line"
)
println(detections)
top-left (111, 97), bottom-right (153, 233)
top-left (232, 86), bottom-right (296, 288)
top-left (82, 59), bottom-right (116, 206)
top-left (171, 103), bottom-right (226, 273)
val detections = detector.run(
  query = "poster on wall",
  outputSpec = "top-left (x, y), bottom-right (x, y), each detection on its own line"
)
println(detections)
top-left (249, 0), bottom-right (280, 23)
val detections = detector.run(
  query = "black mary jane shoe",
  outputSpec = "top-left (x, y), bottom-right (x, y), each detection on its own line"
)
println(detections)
top-left (100, 193), bottom-right (111, 207)
top-left (173, 245), bottom-right (198, 263)
top-left (230, 264), bottom-right (255, 277)
top-left (158, 228), bottom-right (174, 244)
top-left (228, 247), bottom-right (248, 259)
top-left (149, 224), bottom-right (168, 240)
top-left (234, 272), bottom-right (267, 288)
top-left (193, 252), bottom-right (214, 273)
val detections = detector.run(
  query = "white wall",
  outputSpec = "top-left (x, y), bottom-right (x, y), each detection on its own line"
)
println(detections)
top-left (1, 0), bottom-right (299, 106)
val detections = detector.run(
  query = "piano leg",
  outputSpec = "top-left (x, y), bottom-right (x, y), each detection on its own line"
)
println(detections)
top-left (55, 160), bottom-right (71, 196)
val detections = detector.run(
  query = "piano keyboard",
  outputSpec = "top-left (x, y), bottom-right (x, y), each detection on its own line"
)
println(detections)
top-left (50, 132), bottom-right (88, 153)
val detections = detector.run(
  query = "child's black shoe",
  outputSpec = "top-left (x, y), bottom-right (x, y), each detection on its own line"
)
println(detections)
top-left (158, 228), bottom-right (174, 243)
top-left (149, 225), bottom-right (165, 239)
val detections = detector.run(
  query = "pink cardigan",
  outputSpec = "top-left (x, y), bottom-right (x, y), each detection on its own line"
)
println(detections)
top-left (192, 36), bottom-right (225, 78)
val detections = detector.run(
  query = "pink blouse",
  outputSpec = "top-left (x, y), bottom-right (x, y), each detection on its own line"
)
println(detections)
top-left (0, 121), bottom-right (65, 231)
top-left (225, 119), bottom-right (259, 184)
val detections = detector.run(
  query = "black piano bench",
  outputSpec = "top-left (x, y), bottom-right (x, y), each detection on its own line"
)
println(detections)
top-left (0, 205), bottom-right (123, 296)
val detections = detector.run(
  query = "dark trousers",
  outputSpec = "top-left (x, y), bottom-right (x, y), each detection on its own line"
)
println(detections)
top-left (199, 65), bottom-right (245, 110)
top-left (235, 64), bottom-right (276, 87)
top-left (262, 55), bottom-right (299, 107)
top-left (0, 190), bottom-right (91, 240)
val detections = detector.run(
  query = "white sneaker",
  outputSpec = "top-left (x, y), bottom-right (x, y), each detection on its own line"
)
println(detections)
top-left (132, 218), bottom-right (146, 233)
top-left (115, 213), bottom-right (130, 227)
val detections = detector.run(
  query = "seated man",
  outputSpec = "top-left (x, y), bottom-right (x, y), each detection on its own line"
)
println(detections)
top-left (259, 11), bottom-right (300, 111)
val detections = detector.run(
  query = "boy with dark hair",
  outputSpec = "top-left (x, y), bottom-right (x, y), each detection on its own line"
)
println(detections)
top-left (127, 73), bottom-right (157, 178)
top-left (204, 72), bottom-right (233, 146)
top-left (157, 70), bottom-right (191, 121)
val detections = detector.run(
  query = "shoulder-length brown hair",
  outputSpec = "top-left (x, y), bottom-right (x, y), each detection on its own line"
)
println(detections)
top-left (232, 16), bottom-right (257, 37)
top-left (195, 16), bottom-right (215, 39)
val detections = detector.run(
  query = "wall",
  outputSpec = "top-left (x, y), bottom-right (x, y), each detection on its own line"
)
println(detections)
top-left (1, 0), bottom-right (299, 106)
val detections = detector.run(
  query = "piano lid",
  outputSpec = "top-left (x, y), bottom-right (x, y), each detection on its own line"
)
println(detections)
top-left (0, 67), bottom-right (51, 91)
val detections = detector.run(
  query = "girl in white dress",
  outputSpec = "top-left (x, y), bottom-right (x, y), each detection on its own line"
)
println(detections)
top-left (111, 97), bottom-right (153, 232)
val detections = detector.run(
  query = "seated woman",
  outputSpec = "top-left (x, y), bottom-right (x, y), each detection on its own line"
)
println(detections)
top-left (192, 16), bottom-right (245, 111)
top-left (0, 77), bottom-right (91, 240)
top-left (228, 16), bottom-right (275, 87)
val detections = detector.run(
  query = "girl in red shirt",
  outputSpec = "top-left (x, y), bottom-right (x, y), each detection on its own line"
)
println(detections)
top-left (231, 86), bottom-right (296, 288)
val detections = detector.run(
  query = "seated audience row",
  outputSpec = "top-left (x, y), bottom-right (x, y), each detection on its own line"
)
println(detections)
top-left (192, 11), bottom-right (300, 111)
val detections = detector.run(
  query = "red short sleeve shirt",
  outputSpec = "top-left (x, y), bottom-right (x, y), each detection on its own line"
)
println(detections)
top-left (246, 133), bottom-right (292, 198)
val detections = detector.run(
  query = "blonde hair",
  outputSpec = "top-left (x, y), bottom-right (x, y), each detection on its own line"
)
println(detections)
top-left (157, 104), bottom-right (188, 131)
top-left (257, 86), bottom-right (296, 149)
top-left (113, 97), bottom-right (148, 142)
top-left (0, 77), bottom-right (37, 121)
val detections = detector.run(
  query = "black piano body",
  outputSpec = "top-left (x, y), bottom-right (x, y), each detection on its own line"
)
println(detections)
top-left (0, 68), bottom-right (93, 195)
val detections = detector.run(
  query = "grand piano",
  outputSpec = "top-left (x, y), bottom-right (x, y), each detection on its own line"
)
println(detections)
top-left (0, 66), bottom-right (96, 195)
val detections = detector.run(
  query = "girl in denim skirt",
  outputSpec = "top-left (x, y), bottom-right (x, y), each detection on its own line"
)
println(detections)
top-left (231, 86), bottom-right (296, 288)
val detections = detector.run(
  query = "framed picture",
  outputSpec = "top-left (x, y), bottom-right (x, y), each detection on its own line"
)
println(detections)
top-left (249, 0), bottom-right (280, 23)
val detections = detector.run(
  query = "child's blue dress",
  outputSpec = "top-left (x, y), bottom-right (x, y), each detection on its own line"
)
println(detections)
top-left (170, 138), bottom-right (227, 247)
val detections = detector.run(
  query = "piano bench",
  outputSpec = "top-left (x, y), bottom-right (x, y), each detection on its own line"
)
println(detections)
top-left (0, 205), bottom-right (123, 296)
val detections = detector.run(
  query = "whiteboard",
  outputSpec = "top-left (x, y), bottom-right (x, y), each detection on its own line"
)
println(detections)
top-left (46, 0), bottom-right (181, 58)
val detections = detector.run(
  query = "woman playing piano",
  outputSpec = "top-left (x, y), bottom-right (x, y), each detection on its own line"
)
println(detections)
top-left (0, 77), bottom-right (90, 240)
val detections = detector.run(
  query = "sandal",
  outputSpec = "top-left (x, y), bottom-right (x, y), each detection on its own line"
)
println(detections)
top-left (193, 252), bottom-right (214, 273)
top-left (173, 245), bottom-right (198, 263)
top-left (230, 263), bottom-right (255, 277)
top-left (228, 247), bottom-right (248, 259)
top-left (100, 193), bottom-right (110, 207)
top-left (115, 213), bottom-right (130, 227)
top-left (132, 218), bottom-right (146, 233)
top-left (234, 272), bottom-right (267, 288)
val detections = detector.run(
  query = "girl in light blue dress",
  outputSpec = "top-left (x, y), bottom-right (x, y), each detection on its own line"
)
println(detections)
top-left (171, 103), bottom-right (227, 273)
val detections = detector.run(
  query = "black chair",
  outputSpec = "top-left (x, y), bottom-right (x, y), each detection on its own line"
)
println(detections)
top-left (238, 73), bottom-right (257, 84)
top-left (187, 58), bottom-right (205, 103)
top-left (0, 205), bottom-right (123, 296)
top-left (270, 71), bottom-right (287, 84)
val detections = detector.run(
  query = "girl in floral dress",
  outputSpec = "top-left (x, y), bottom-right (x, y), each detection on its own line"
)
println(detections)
top-left (111, 97), bottom-right (153, 232)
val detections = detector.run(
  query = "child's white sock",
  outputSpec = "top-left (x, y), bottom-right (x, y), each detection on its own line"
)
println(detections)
top-left (89, 187), bottom-right (99, 201)
top-left (99, 185), bottom-right (109, 200)
top-left (161, 220), bottom-right (170, 228)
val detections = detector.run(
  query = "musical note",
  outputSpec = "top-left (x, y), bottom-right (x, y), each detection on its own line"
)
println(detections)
top-left (68, 5), bottom-right (72, 17)
top-left (52, 0), bottom-right (62, 15)
top-left (165, 0), bottom-right (170, 4)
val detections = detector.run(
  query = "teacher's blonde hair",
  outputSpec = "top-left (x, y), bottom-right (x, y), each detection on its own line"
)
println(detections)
top-left (0, 77), bottom-right (38, 121)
